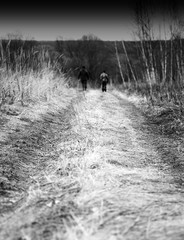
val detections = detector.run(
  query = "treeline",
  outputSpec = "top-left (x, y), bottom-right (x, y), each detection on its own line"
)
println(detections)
top-left (0, 36), bottom-right (138, 88)
top-left (55, 35), bottom-right (122, 87)
top-left (1, 33), bottom-right (184, 108)
top-left (116, 39), bottom-right (184, 98)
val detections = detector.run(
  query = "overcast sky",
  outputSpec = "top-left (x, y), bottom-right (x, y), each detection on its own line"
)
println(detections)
top-left (0, 1), bottom-right (139, 41)
top-left (0, 1), bottom-right (184, 41)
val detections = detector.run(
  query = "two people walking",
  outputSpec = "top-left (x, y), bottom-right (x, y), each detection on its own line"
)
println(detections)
top-left (78, 66), bottom-right (109, 92)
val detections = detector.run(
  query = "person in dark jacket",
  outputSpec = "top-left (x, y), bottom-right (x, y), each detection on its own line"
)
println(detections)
top-left (100, 70), bottom-right (109, 92)
top-left (78, 66), bottom-right (89, 91)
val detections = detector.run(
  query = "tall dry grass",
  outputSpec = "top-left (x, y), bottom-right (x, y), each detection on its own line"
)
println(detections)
top-left (0, 38), bottom-right (77, 240)
top-left (0, 68), bottom-right (69, 105)
top-left (0, 38), bottom-right (68, 107)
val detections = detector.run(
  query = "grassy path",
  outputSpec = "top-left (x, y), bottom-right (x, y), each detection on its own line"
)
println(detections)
top-left (1, 89), bottom-right (184, 239)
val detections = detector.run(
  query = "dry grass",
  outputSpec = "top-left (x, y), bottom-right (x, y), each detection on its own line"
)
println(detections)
top-left (0, 68), bottom-right (69, 107)
top-left (62, 90), bottom-right (184, 240)
top-left (1, 88), bottom-right (184, 240)
top-left (0, 73), bottom-right (78, 238)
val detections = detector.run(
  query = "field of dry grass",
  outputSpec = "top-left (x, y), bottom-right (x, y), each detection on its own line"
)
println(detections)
top-left (1, 87), bottom-right (184, 240)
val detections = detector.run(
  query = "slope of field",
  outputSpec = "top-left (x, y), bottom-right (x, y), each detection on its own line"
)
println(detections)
top-left (1, 89), bottom-right (184, 240)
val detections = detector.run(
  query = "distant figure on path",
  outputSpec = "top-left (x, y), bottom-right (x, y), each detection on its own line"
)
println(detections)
top-left (100, 70), bottom-right (109, 92)
top-left (78, 66), bottom-right (89, 91)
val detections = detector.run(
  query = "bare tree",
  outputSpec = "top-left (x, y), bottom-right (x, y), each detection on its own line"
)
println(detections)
top-left (114, 41), bottom-right (126, 87)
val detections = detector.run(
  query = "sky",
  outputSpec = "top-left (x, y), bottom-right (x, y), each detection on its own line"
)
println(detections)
top-left (0, 1), bottom-right (184, 41)
top-left (0, 2), bottom-right (135, 41)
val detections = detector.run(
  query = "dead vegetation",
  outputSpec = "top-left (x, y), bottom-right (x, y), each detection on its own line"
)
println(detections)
top-left (0, 87), bottom-right (78, 238)
top-left (1, 88), bottom-right (184, 240)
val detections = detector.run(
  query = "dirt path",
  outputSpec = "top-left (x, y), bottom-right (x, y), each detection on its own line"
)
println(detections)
top-left (1, 89), bottom-right (184, 240)
top-left (69, 90), bottom-right (184, 240)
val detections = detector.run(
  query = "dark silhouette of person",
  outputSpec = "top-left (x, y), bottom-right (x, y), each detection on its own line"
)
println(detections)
top-left (78, 66), bottom-right (89, 91)
top-left (100, 70), bottom-right (109, 92)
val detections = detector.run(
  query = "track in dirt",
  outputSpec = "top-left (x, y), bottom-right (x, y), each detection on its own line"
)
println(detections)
top-left (1, 89), bottom-right (184, 240)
